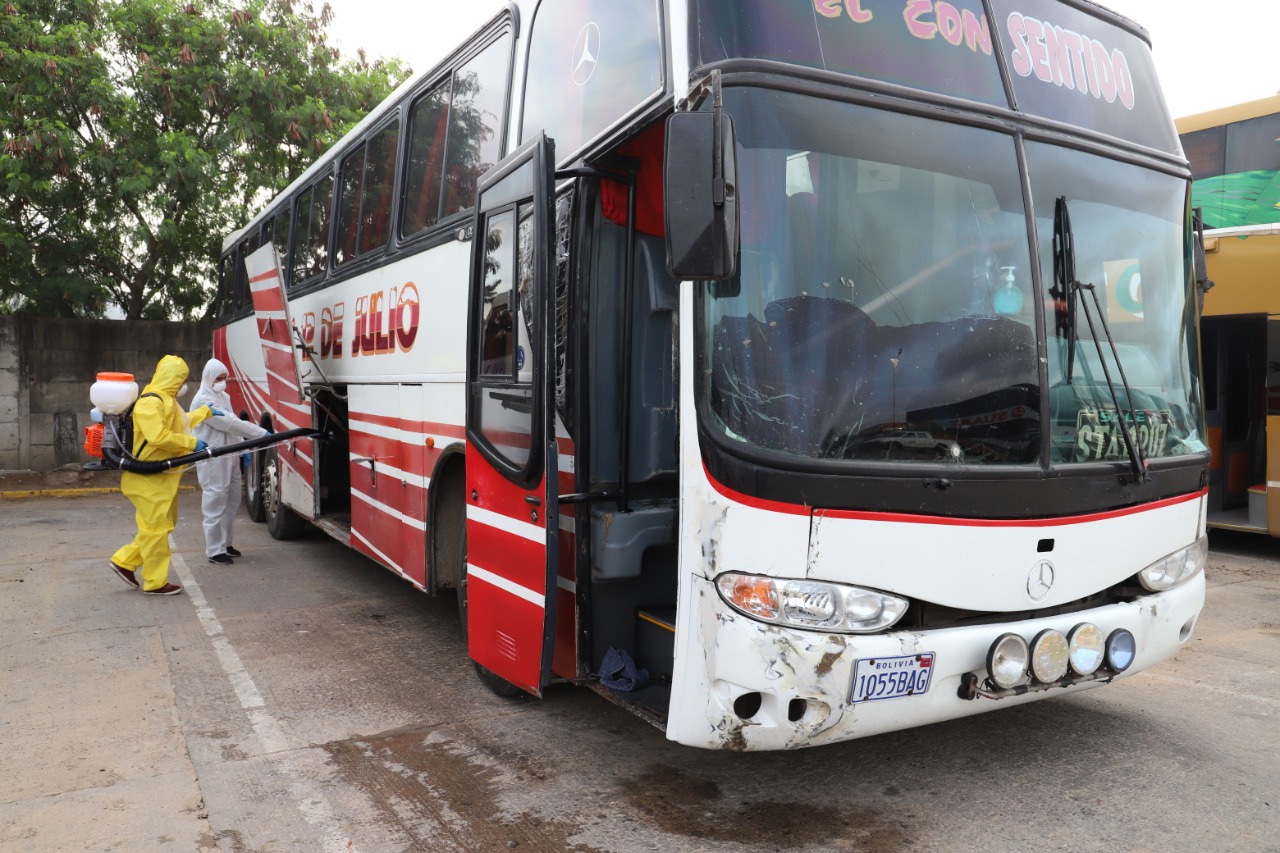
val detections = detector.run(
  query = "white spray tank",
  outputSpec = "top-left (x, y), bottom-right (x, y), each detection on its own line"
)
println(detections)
top-left (84, 372), bottom-right (139, 469)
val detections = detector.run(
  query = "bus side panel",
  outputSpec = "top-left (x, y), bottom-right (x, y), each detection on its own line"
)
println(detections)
top-left (279, 439), bottom-right (316, 518)
top-left (348, 384), bottom-right (428, 587)
top-left (223, 318), bottom-right (269, 423)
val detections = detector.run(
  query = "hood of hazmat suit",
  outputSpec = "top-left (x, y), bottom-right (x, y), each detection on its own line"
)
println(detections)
top-left (132, 354), bottom-right (213, 462)
top-left (193, 357), bottom-right (269, 451)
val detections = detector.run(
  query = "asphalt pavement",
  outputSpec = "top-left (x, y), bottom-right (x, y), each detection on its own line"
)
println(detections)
top-left (1, 475), bottom-right (210, 850)
top-left (3, 477), bottom-right (1280, 853)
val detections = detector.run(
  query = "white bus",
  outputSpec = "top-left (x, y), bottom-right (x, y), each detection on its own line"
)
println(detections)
top-left (213, 0), bottom-right (1209, 750)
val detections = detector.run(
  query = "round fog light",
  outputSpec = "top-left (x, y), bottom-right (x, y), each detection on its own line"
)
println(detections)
top-left (1030, 629), bottom-right (1069, 683)
top-left (1067, 623), bottom-right (1105, 675)
top-left (1105, 628), bottom-right (1137, 673)
top-left (986, 632), bottom-right (1029, 689)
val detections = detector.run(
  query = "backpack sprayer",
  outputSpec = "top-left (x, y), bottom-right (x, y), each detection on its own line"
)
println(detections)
top-left (82, 372), bottom-right (322, 474)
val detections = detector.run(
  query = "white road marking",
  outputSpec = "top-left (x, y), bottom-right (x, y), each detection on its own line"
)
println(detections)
top-left (170, 547), bottom-right (360, 853)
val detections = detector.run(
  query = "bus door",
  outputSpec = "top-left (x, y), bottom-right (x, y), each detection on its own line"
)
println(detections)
top-left (243, 243), bottom-right (316, 516)
top-left (464, 135), bottom-right (559, 696)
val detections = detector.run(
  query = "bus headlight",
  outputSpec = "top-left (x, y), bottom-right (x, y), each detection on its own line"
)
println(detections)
top-left (1137, 536), bottom-right (1208, 591)
top-left (715, 573), bottom-right (908, 633)
top-left (1029, 629), bottom-right (1069, 683)
top-left (1067, 623), bottom-right (1105, 675)
top-left (986, 632), bottom-right (1030, 689)
top-left (1105, 628), bottom-right (1137, 673)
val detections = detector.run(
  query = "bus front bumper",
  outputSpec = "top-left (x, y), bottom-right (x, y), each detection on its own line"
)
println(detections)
top-left (665, 572), bottom-right (1205, 751)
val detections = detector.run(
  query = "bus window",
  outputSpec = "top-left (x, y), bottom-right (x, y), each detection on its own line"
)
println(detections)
top-left (269, 206), bottom-right (291, 280)
top-left (308, 173), bottom-right (333, 278)
top-left (402, 82), bottom-right (450, 237)
top-left (291, 184), bottom-right (314, 288)
top-left (521, 0), bottom-right (661, 159)
top-left (478, 209), bottom-right (516, 377)
top-left (441, 33), bottom-right (511, 220)
top-left (474, 203), bottom-right (538, 471)
top-left (232, 232), bottom-right (259, 314)
top-left (336, 145), bottom-right (366, 267)
top-left (1025, 141), bottom-right (1205, 463)
top-left (360, 122), bottom-right (399, 254)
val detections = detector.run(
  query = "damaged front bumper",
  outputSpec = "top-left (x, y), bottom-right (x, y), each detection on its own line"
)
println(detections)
top-left (665, 572), bottom-right (1205, 750)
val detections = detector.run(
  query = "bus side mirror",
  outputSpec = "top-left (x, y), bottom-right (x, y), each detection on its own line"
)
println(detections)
top-left (664, 111), bottom-right (739, 280)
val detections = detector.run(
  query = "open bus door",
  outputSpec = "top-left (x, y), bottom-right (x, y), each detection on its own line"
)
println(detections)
top-left (463, 134), bottom-right (559, 696)
top-left (243, 243), bottom-right (316, 522)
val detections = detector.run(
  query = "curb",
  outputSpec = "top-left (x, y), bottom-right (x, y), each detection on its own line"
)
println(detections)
top-left (0, 485), bottom-right (199, 500)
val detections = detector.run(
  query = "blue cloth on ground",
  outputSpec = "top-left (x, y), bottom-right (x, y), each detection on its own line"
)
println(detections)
top-left (599, 647), bottom-right (650, 692)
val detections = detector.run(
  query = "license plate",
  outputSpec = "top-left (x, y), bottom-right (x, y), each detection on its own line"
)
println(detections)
top-left (850, 653), bottom-right (935, 703)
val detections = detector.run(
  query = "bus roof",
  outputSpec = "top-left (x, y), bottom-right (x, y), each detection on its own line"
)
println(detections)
top-left (1175, 93), bottom-right (1280, 135)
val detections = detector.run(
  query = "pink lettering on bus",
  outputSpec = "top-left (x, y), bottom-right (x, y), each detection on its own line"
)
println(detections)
top-left (298, 312), bottom-right (316, 362)
top-left (1006, 12), bottom-right (1134, 110)
top-left (903, 0), bottom-right (936, 39)
top-left (904, 1), bottom-right (991, 55)
top-left (320, 303), bottom-right (344, 360)
top-left (353, 286), bottom-right (420, 357)
top-left (395, 283), bottom-right (420, 353)
top-left (963, 7), bottom-right (991, 54)
top-left (936, 2), bottom-right (964, 46)
top-left (813, 0), bottom-right (872, 23)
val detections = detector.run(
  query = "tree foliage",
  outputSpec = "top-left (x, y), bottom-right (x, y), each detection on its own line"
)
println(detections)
top-left (0, 0), bottom-right (408, 318)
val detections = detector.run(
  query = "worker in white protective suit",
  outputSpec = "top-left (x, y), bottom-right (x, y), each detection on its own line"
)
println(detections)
top-left (192, 358), bottom-right (269, 564)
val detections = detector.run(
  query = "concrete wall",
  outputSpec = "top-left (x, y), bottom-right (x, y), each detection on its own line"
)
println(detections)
top-left (0, 316), bottom-right (211, 472)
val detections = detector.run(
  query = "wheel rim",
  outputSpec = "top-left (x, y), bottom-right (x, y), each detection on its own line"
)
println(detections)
top-left (264, 454), bottom-right (280, 519)
top-left (246, 454), bottom-right (260, 504)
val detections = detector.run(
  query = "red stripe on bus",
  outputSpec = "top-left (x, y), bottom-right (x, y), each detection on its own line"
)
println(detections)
top-left (351, 497), bottom-right (426, 585)
top-left (703, 466), bottom-right (811, 515)
top-left (251, 291), bottom-right (286, 312)
top-left (705, 465), bottom-right (1205, 525)
top-left (349, 477), bottom-right (427, 523)
top-left (249, 268), bottom-right (280, 284)
top-left (816, 489), bottom-right (1207, 526)
top-left (466, 521), bottom-right (548, 594)
top-left (349, 412), bottom-right (468, 441)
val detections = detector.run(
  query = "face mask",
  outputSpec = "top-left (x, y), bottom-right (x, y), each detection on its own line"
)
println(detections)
top-left (213, 380), bottom-right (227, 393)
top-left (178, 383), bottom-right (189, 397)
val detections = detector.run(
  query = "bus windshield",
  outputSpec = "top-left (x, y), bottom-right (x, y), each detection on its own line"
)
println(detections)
top-left (701, 88), bottom-right (1204, 467)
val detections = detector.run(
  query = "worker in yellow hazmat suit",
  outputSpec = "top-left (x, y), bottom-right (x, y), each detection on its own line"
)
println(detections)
top-left (109, 355), bottom-right (218, 595)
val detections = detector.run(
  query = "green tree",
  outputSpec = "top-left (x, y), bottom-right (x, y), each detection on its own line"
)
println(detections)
top-left (0, 0), bottom-right (407, 318)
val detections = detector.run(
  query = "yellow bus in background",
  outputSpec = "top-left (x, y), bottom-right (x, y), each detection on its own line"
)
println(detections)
top-left (1178, 96), bottom-right (1280, 534)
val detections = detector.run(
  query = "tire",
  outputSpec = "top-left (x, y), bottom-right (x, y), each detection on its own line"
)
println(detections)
top-left (264, 448), bottom-right (308, 540)
top-left (243, 450), bottom-right (266, 523)
top-left (454, 486), bottom-right (527, 700)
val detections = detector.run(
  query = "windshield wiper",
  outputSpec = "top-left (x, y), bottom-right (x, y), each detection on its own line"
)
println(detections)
top-left (1051, 197), bottom-right (1079, 382)
top-left (1053, 197), bottom-right (1149, 483)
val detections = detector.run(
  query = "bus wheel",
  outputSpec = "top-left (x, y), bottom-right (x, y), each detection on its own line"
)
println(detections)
top-left (264, 448), bottom-right (307, 540)
top-left (456, 515), bottom-right (528, 700)
top-left (243, 450), bottom-right (266, 523)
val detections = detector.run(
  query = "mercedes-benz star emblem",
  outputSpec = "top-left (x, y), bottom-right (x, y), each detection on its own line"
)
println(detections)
top-left (571, 22), bottom-right (601, 86)
top-left (1027, 560), bottom-right (1055, 602)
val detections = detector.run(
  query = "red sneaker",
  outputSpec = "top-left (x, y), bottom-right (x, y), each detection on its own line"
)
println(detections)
top-left (110, 563), bottom-right (140, 589)
top-left (142, 583), bottom-right (183, 596)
